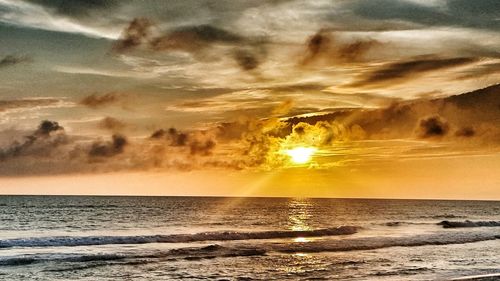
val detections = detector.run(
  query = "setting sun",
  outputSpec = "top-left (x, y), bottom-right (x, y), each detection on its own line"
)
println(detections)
top-left (286, 147), bottom-right (317, 164)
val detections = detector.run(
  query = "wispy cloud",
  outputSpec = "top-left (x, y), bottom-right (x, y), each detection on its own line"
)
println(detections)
top-left (347, 56), bottom-right (478, 88)
top-left (0, 0), bottom-right (120, 38)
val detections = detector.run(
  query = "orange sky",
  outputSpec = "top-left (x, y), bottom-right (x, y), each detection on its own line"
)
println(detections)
top-left (2, 153), bottom-right (498, 199)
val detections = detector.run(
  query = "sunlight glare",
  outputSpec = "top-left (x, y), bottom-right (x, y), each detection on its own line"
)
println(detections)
top-left (286, 147), bottom-right (316, 164)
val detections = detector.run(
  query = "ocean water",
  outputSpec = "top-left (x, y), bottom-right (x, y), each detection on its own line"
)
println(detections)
top-left (0, 196), bottom-right (499, 280)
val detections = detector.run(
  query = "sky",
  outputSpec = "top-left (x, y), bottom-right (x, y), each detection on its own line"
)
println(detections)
top-left (0, 0), bottom-right (499, 199)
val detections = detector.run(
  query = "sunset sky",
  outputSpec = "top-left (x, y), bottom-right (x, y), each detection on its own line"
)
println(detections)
top-left (0, 0), bottom-right (499, 199)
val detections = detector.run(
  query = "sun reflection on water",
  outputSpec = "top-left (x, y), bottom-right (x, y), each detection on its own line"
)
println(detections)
top-left (293, 237), bottom-right (311, 243)
top-left (288, 198), bottom-right (314, 243)
top-left (288, 197), bottom-right (313, 231)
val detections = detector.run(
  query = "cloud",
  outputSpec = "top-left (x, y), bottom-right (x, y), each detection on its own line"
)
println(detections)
top-left (35, 120), bottom-right (63, 136)
top-left (0, 55), bottom-right (32, 68)
top-left (348, 56), bottom-right (477, 88)
top-left (150, 128), bottom-right (188, 146)
top-left (88, 134), bottom-right (127, 158)
top-left (456, 61), bottom-right (500, 80)
top-left (98, 117), bottom-right (126, 131)
top-left (79, 92), bottom-right (123, 108)
top-left (0, 98), bottom-right (60, 112)
top-left (112, 17), bottom-right (153, 52)
top-left (113, 21), bottom-right (246, 54)
top-left (0, 84), bottom-right (499, 176)
top-left (0, 120), bottom-right (66, 160)
top-left (349, 0), bottom-right (500, 31)
top-left (233, 49), bottom-right (260, 71)
top-left (417, 116), bottom-right (449, 138)
top-left (301, 29), bottom-right (382, 66)
top-left (285, 83), bottom-right (500, 142)
top-left (0, 0), bottom-right (121, 39)
top-left (455, 126), bottom-right (475, 137)
top-left (150, 24), bottom-right (244, 51)
top-left (25, 0), bottom-right (121, 17)
top-left (150, 127), bottom-right (216, 156)
top-left (112, 19), bottom-right (267, 71)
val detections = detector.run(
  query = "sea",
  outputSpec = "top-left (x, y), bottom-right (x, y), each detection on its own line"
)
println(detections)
top-left (0, 196), bottom-right (499, 280)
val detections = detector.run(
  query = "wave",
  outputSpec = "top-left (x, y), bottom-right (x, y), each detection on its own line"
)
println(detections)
top-left (418, 214), bottom-right (467, 219)
top-left (384, 221), bottom-right (433, 227)
top-left (0, 244), bottom-right (266, 268)
top-left (0, 257), bottom-right (37, 266)
top-left (438, 220), bottom-right (500, 228)
top-left (267, 231), bottom-right (500, 253)
top-left (1, 231), bottom-right (498, 269)
top-left (0, 226), bottom-right (357, 248)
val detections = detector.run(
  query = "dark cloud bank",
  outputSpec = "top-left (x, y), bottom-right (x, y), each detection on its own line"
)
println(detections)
top-left (287, 83), bottom-right (500, 141)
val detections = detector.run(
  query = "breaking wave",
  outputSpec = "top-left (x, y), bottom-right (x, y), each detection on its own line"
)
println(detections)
top-left (384, 221), bottom-right (432, 227)
top-left (0, 226), bottom-right (357, 248)
top-left (438, 220), bottom-right (500, 228)
top-left (268, 231), bottom-right (500, 253)
top-left (0, 244), bottom-right (266, 267)
top-left (2, 230), bottom-right (498, 269)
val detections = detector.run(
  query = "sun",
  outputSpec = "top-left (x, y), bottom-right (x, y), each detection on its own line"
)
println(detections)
top-left (285, 147), bottom-right (316, 164)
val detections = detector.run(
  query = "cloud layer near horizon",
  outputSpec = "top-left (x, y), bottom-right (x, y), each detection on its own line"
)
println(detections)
top-left (0, 84), bottom-right (498, 176)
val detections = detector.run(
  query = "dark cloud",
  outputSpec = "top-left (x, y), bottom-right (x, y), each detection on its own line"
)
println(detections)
top-left (150, 127), bottom-right (216, 156)
top-left (150, 129), bottom-right (166, 139)
top-left (0, 120), bottom-right (66, 161)
top-left (301, 29), bottom-right (381, 66)
top-left (79, 93), bottom-right (122, 108)
top-left (444, 83), bottom-right (500, 121)
top-left (98, 117), bottom-right (126, 131)
top-left (455, 127), bottom-right (475, 137)
top-left (350, 0), bottom-right (448, 26)
top-left (26, 0), bottom-right (121, 17)
top-left (337, 40), bottom-right (380, 62)
top-left (0, 55), bottom-right (32, 68)
top-left (36, 120), bottom-right (64, 136)
top-left (349, 57), bottom-right (477, 87)
top-left (447, 0), bottom-right (500, 18)
top-left (303, 29), bottom-right (331, 64)
top-left (113, 19), bottom-right (266, 71)
top-left (283, 83), bottom-right (500, 142)
top-left (150, 128), bottom-right (188, 146)
top-left (349, 0), bottom-right (500, 31)
top-left (233, 49), bottom-right (260, 71)
top-left (112, 18), bottom-right (153, 52)
top-left (257, 83), bottom-right (327, 92)
top-left (417, 116), bottom-right (449, 138)
top-left (150, 24), bottom-right (243, 52)
top-left (88, 134), bottom-right (127, 157)
top-left (113, 23), bottom-right (247, 53)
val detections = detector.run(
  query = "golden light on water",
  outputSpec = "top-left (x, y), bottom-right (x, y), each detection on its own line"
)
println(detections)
top-left (285, 147), bottom-right (317, 164)
top-left (288, 198), bottom-right (313, 243)
top-left (293, 237), bottom-right (311, 243)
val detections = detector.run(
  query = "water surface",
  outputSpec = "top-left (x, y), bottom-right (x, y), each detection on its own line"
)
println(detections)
top-left (0, 196), bottom-right (499, 280)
